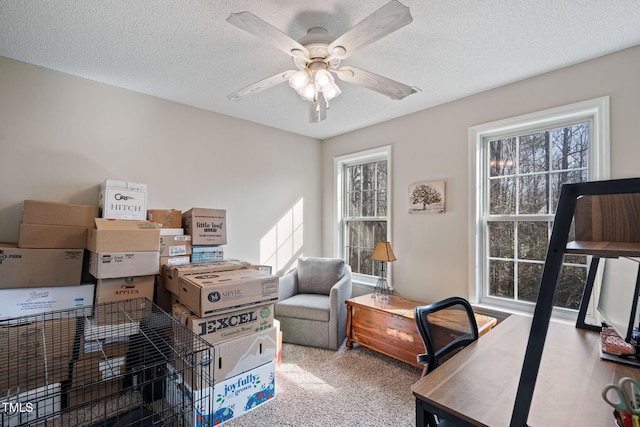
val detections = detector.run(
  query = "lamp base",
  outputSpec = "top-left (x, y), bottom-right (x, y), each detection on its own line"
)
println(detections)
top-left (373, 277), bottom-right (392, 301)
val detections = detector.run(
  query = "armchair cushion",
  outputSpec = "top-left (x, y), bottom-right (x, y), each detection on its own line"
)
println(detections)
top-left (275, 294), bottom-right (330, 322)
top-left (297, 257), bottom-right (345, 295)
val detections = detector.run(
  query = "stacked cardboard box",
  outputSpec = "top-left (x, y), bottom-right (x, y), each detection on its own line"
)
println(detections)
top-left (98, 179), bottom-right (147, 220)
top-left (167, 270), bottom-right (279, 426)
top-left (182, 208), bottom-right (226, 263)
top-left (88, 219), bottom-right (160, 309)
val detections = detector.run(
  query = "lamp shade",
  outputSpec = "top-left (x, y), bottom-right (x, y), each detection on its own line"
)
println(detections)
top-left (370, 242), bottom-right (397, 262)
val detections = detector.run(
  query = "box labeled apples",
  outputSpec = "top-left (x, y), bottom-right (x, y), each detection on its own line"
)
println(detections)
top-left (179, 269), bottom-right (278, 318)
top-left (172, 303), bottom-right (275, 345)
top-left (0, 244), bottom-right (83, 288)
top-left (95, 275), bottom-right (155, 304)
top-left (165, 361), bottom-right (275, 427)
top-left (87, 219), bottom-right (160, 253)
top-left (182, 208), bottom-right (227, 245)
top-left (88, 251), bottom-right (160, 279)
top-left (99, 179), bottom-right (147, 220)
top-left (162, 260), bottom-right (250, 296)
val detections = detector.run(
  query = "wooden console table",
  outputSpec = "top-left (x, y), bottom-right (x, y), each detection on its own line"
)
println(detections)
top-left (345, 294), bottom-right (497, 368)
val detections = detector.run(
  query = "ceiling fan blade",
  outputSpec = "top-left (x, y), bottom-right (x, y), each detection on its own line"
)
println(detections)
top-left (334, 66), bottom-right (418, 100)
top-left (227, 11), bottom-right (309, 58)
top-left (227, 70), bottom-right (297, 101)
top-left (328, 0), bottom-right (412, 60)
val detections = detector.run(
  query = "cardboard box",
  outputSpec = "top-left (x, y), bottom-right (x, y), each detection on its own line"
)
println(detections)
top-left (160, 234), bottom-right (192, 257)
top-left (69, 356), bottom-right (124, 406)
top-left (182, 208), bottom-right (227, 245)
top-left (84, 315), bottom-right (140, 341)
top-left (22, 199), bottom-right (99, 228)
top-left (18, 223), bottom-right (88, 249)
top-left (179, 269), bottom-right (279, 318)
top-left (88, 251), bottom-right (160, 279)
top-left (191, 245), bottom-right (223, 263)
top-left (99, 179), bottom-right (147, 220)
top-left (166, 361), bottom-right (276, 427)
top-left (0, 318), bottom-right (76, 392)
top-left (0, 244), bottom-right (83, 288)
top-left (0, 284), bottom-right (94, 321)
top-left (95, 275), bottom-right (155, 304)
top-left (147, 209), bottom-right (182, 228)
top-left (162, 260), bottom-right (250, 296)
top-left (173, 303), bottom-right (275, 345)
top-left (80, 335), bottom-right (129, 359)
top-left (160, 255), bottom-right (191, 271)
top-left (87, 218), bottom-right (160, 253)
top-left (0, 383), bottom-right (61, 427)
top-left (160, 228), bottom-right (184, 236)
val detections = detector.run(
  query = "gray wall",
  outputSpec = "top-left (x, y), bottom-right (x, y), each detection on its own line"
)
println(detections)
top-left (322, 46), bottom-right (640, 303)
top-left (0, 56), bottom-right (322, 275)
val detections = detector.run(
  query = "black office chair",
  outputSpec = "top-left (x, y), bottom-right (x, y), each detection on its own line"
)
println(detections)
top-left (414, 296), bottom-right (480, 427)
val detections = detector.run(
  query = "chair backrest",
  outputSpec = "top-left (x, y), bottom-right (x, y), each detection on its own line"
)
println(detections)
top-left (414, 296), bottom-right (479, 375)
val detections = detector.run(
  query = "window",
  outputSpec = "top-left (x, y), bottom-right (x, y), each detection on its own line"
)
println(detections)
top-left (469, 98), bottom-right (609, 315)
top-left (335, 146), bottom-right (391, 284)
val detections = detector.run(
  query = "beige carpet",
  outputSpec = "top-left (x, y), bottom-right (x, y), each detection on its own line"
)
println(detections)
top-left (224, 340), bottom-right (421, 427)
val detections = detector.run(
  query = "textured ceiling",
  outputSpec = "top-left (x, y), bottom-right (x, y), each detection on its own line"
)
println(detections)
top-left (1, 1), bottom-right (639, 139)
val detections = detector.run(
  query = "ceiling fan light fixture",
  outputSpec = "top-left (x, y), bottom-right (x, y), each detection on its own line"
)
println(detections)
top-left (301, 82), bottom-right (316, 101)
top-left (289, 69), bottom-right (310, 92)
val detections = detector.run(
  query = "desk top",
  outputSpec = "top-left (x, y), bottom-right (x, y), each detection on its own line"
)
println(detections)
top-left (411, 314), bottom-right (640, 426)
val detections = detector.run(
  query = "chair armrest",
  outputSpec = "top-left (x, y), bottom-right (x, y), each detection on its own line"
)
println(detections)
top-left (278, 269), bottom-right (298, 301)
top-left (329, 267), bottom-right (353, 310)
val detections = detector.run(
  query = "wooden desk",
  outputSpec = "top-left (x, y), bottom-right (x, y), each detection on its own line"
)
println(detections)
top-left (345, 294), bottom-right (497, 369)
top-left (411, 314), bottom-right (640, 426)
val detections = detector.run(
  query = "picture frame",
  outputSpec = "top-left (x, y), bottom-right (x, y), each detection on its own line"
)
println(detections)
top-left (408, 180), bottom-right (445, 213)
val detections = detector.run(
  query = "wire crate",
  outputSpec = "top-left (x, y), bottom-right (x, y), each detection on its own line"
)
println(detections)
top-left (0, 298), bottom-right (215, 427)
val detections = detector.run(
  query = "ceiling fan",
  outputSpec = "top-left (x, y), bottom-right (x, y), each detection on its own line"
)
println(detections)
top-left (226, 0), bottom-right (418, 123)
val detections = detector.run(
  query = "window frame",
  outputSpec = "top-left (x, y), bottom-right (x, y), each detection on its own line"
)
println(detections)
top-left (468, 97), bottom-right (610, 317)
top-left (335, 145), bottom-right (392, 286)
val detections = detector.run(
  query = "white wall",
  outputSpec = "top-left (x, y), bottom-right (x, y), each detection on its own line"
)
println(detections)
top-left (0, 57), bottom-right (322, 275)
top-left (322, 46), bottom-right (640, 303)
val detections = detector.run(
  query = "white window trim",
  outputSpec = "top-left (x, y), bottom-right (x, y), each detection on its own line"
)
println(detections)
top-left (468, 97), bottom-right (610, 318)
top-left (334, 145), bottom-right (392, 287)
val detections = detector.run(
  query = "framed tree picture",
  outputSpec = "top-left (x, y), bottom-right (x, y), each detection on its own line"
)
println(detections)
top-left (408, 180), bottom-right (445, 213)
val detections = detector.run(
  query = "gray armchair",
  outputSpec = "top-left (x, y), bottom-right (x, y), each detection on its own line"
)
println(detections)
top-left (275, 257), bottom-right (352, 350)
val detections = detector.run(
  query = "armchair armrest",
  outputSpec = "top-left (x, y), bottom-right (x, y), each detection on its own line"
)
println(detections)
top-left (329, 266), bottom-right (353, 312)
top-left (278, 269), bottom-right (298, 301)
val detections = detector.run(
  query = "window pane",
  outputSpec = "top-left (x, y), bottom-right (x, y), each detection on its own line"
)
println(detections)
top-left (376, 161), bottom-right (387, 190)
top-left (517, 221), bottom-right (549, 261)
top-left (347, 165), bottom-right (361, 192)
top-left (518, 262), bottom-right (543, 303)
top-left (551, 123), bottom-right (589, 171)
top-left (519, 132), bottom-right (549, 174)
top-left (550, 169), bottom-right (587, 214)
top-left (377, 190), bottom-right (387, 216)
top-left (489, 177), bottom-right (516, 214)
top-left (518, 174), bottom-right (549, 214)
top-left (555, 265), bottom-right (587, 309)
top-left (348, 190), bottom-right (361, 217)
top-left (362, 162), bottom-right (376, 191)
top-left (489, 260), bottom-right (514, 298)
top-left (489, 138), bottom-right (516, 177)
top-left (489, 221), bottom-right (514, 258)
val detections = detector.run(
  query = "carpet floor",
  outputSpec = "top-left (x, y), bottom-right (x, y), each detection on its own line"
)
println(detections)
top-left (223, 340), bottom-right (421, 427)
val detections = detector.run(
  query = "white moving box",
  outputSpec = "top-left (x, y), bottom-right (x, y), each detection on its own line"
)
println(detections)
top-left (0, 284), bottom-right (94, 321)
top-left (99, 179), bottom-right (147, 220)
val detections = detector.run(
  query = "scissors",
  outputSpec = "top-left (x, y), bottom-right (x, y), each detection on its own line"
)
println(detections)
top-left (602, 377), bottom-right (640, 427)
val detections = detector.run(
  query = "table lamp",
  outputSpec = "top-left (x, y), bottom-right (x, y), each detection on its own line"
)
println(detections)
top-left (370, 241), bottom-right (397, 300)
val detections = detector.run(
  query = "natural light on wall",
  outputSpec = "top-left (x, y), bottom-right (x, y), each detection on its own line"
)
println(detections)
top-left (260, 198), bottom-right (304, 273)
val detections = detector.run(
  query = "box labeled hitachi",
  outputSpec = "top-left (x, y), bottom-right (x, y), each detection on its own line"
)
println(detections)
top-left (87, 219), bottom-right (160, 252)
top-left (173, 303), bottom-right (275, 345)
top-left (182, 208), bottom-right (227, 245)
top-left (88, 251), bottom-right (160, 279)
top-left (95, 275), bottom-right (155, 304)
top-left (0, 244), bottom-right (83, 288)
top-left (99, 179), bottom-right (147, 220)
top-left (178, 269), bottom-right (278, 318)
top-left (147, 209), bottom-right (182, 228)
top-left (22, 199), bottom-right (99, 228)
top-left (160, 234), bottom-right (192, 257)
top-left (162, 260), bottom-right (250, 296)
top-left (166, 361), bottom-right (275, 427)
